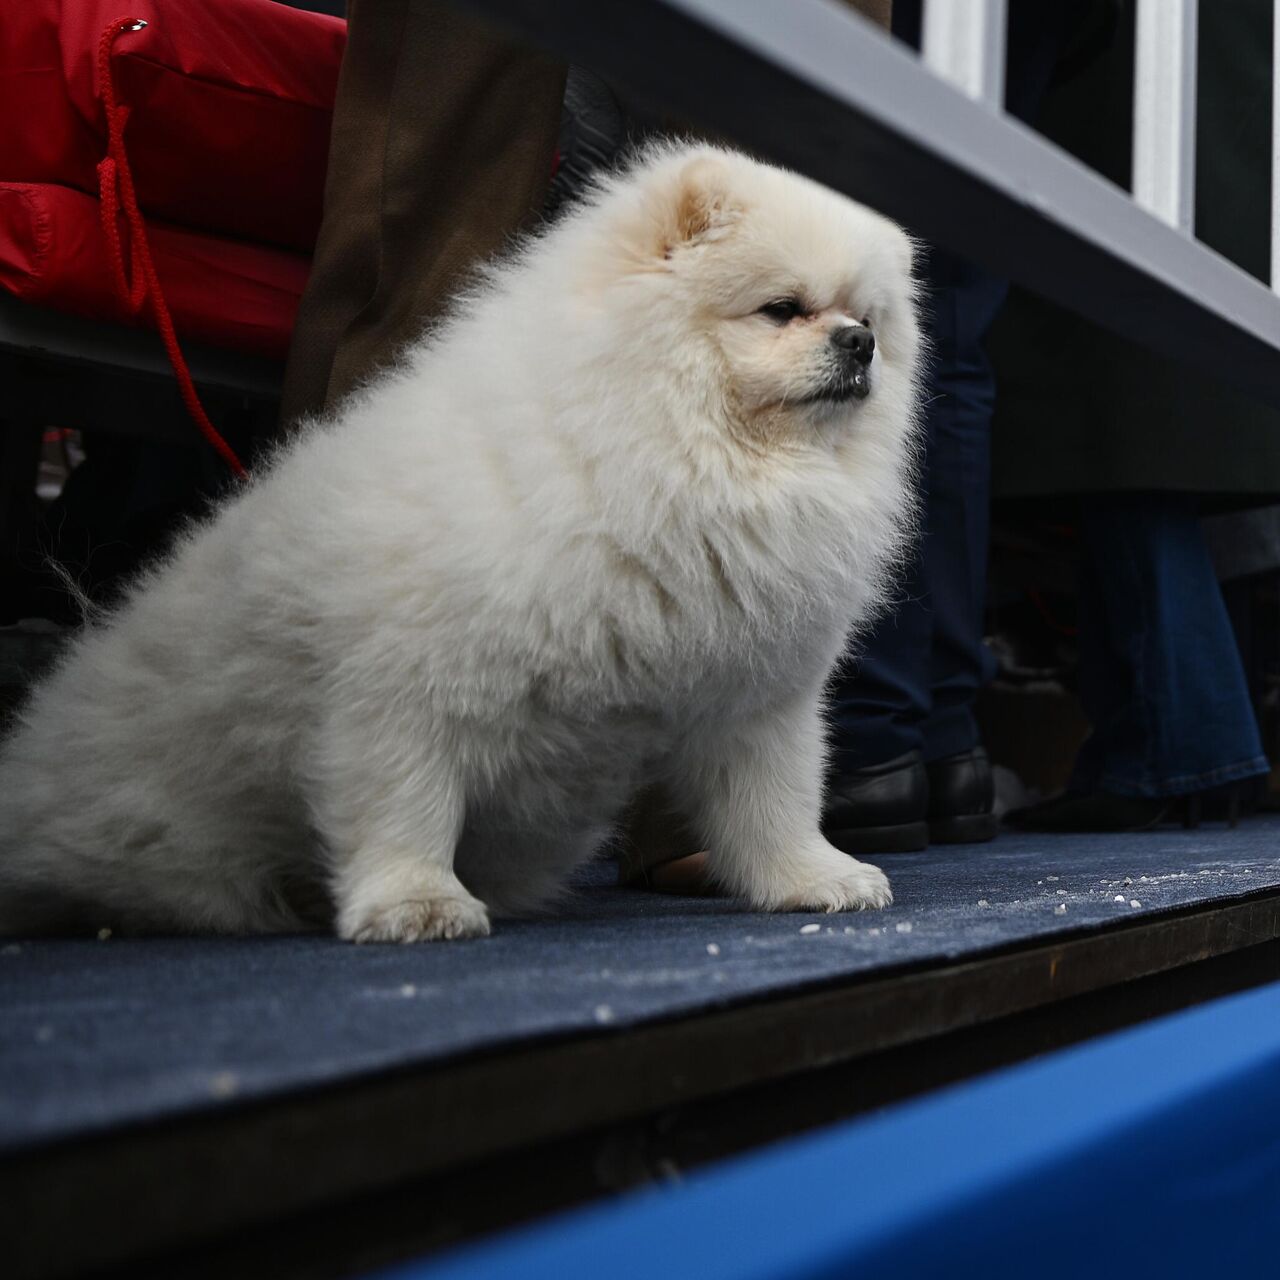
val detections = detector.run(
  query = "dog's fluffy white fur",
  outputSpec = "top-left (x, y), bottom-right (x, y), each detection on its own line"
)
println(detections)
top-left (0, 145), bottom-right (922, 941)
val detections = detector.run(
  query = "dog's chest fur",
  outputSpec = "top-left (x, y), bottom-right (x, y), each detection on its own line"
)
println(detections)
top-left (449, 494), bottom-right (856, 829)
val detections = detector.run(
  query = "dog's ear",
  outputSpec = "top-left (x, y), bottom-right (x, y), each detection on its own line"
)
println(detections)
top-left (669, 156), bottom-right (741, 249)
top-left (605, 151), bottom-right (745, 275)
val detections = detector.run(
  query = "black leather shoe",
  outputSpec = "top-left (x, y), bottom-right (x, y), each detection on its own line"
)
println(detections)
top-left (824, 749), bottom-right (929, 854)
top-left (1006, 781), bottom-right (1258, 833)
top-left (1004, 790), bottom-right (1170, 833)
top-left (927, 747), bottom-right (998, 844)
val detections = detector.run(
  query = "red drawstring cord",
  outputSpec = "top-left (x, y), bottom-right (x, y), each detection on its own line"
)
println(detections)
top-left (96, 17), bottom-right (247, 479)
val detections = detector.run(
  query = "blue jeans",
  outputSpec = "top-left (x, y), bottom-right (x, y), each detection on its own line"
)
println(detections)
top-left (1070, 496), bottom-right (1268, 798)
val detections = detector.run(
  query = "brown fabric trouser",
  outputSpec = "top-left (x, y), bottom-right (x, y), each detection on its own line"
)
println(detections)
top-left (282, 0), bottom-right (891, 891)
top-left (280, 0), bottom-right (566, 422)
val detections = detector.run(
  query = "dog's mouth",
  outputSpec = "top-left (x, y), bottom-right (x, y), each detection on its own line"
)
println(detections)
top-left (800, 369), bottom-right (871, 406)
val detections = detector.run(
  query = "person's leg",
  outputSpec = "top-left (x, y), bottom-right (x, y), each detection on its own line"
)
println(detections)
top-left (1010, 494), bottom-right (1269, 832)
top-left (1071, 495), bottom-right (1267, 799)
top-left (281, 0), bottom-right (566, 425)
top-left (915, 253), bottom-right (1006, 843)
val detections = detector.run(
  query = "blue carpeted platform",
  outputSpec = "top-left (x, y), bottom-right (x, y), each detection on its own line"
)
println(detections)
top-left (3, 821), bottom-right (1280, 1154)
top-left (385, 980), bottom-right (1280, 1280)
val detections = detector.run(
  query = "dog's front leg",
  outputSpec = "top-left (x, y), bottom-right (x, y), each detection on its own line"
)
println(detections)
top-left (671, 692), bottom-right (892, 913)
top-left (310, 708), bottom-right (489, 942)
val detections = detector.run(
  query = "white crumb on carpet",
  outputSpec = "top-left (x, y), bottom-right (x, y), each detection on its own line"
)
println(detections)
top-left (977, 899), bottom-right (990, 907)
top-left (1053, 903), bottom-right (1067, 915)
top-left (895, 922), bottom-right (913, 934)
top-left (593, 1004), bottom-right (615, 1024)
top-left (1114, 894), bottom-right (1127, 902)
top-left (399, 983), bottom-right (417, 997)
top-left (1130, 899), bottom-right (1142, 909)
top-left (800, 923), bottom-right (821, 935)
top-left (705, 943), bottom-right (720, 956)
top-left (209, 1072), bottom-right (239, 1099)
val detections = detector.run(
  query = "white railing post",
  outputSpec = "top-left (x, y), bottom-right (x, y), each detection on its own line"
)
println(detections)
top-left (1133, 0), bottom-right (1198, 234)
top-left (921, 0), bottom-right (1007, 110)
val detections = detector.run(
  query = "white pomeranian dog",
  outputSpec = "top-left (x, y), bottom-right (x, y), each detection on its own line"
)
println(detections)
top-left (0, 144), bottom-right (922, 942)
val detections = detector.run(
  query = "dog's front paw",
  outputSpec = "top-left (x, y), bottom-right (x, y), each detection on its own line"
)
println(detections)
top-left (756, 841), bottom-right (893, 913)
top-left (340, 894), bottom-right (491, 943)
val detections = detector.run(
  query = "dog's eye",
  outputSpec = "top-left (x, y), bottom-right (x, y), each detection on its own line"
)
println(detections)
top-left (758, 298), bottom-right (805, 324)
top-left (860, 315), bottom-right (871, 328)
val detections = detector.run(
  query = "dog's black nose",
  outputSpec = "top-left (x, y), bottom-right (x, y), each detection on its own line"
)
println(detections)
top-left (831, 325), bottom-right (875, 365)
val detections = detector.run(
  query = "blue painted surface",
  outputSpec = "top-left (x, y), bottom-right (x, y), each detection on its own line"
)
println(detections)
top-left (388, 982), bottom-right (1280, 1279)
